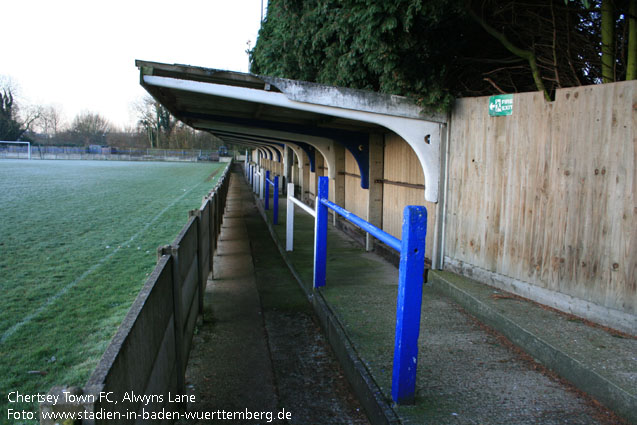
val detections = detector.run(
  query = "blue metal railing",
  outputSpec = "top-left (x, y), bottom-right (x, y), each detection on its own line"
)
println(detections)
top-left (313, 176), bottom-right (426, 405)
top-left (264, 170), bottom-right (279, 225)
top-left (320, 199), bottom-right (401, 252)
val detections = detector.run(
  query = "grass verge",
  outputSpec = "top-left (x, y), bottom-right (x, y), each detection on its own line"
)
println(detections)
top-left (0, 159), bottom-right (227, 422)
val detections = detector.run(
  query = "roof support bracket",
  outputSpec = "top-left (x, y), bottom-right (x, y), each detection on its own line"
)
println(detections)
top-left (295, 142), bottom-right (316, 172)
top-left (142, 73), bottom-right (444, 201)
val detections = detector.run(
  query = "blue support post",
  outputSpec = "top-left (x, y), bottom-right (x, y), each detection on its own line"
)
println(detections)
top-left (273, 176), bottom-right (279, 225)
top-left (391, 206), bottom-right (427, 404)
top-left (265, 170), bottom-right (270, 210)
top-left (313, 176), bottom-right (329, 288)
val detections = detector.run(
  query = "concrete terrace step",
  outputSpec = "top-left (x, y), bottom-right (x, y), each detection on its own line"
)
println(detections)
top-left (256, 178), bottom-right (635, 424)
top-left (431, 270), bottom-right (637, 424)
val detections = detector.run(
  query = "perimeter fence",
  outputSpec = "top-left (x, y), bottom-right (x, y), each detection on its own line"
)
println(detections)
top-left (0, 145), bottom-right (235, 162)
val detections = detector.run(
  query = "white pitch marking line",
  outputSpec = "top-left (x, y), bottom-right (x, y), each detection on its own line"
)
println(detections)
top-left (1, 179), bottom-right (209, 345)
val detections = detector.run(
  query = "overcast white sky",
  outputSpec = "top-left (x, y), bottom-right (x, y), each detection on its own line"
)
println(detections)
top-left (2, 0), bottom-right (265, 129)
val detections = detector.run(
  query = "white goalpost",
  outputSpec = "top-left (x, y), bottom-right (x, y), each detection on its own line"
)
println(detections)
top-left (0, 141), bottom-right (31, 159)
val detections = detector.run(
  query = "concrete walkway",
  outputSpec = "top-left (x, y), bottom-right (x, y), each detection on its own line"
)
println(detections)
top-left (182, 170), bottom-right (369, 424)
top-left (183, 173), bottom-right (279, 421)
top-left (255, 175), bottom-right (636, 424)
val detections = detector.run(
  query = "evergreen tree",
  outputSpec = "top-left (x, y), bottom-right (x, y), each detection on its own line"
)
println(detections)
top-left (250, 0), bottom-right (635, 111)
top-left (0, 89), bottom-right (27, 141)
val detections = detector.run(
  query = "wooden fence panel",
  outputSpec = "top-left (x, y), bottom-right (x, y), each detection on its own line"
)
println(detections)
top-left (344, 149), bottom-right (368, 219)
top-left (309, 152), bottom-right (325, 199)
top-left (382, 133), bottom-right (437, 261)
top-left (445, 81), bottom-right (636, 329)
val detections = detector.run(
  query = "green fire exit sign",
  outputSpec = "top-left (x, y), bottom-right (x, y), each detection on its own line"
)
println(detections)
top-left (488, 94), bottom-right (513, 116)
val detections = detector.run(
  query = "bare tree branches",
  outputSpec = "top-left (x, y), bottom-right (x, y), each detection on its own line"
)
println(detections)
top-left (70, 111), bottom-right (112, 145)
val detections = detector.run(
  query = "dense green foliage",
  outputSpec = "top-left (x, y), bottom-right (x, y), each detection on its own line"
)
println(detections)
top-left (0, 89), bottom-right (28, 141)
top-left (251, 0), bottom-right (466, 110)
top-left (250, 0), bottom-right (635, 111)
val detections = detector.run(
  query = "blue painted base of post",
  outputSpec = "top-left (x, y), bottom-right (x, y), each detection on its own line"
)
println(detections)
top-left (265, 170), bottom-right (271, 210)
top-left (264, 171), bottom-right (280, 225)
top-left (273, 175), bottom-right (279, 225)
top-left (313, 177), bottom-right (329, 288)
top-left (391, 206), bottom-right (427, 404)
top-left (312, 176), bottom-right (427, 404)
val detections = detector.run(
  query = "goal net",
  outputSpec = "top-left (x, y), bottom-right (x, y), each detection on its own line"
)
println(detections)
top-left (0, 141), bottom-right (31, 159)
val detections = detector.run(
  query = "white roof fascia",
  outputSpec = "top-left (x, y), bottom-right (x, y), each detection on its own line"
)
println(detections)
top-left (260, 75), bottom-right (446, 122)
top-left (144, 75), bottom-right (441, 202)
top-left (195, 120), bottom-right (337, 180)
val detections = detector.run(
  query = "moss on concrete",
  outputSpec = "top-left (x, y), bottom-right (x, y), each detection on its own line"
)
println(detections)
top-left (245, 210), bottom-right (311, 315)
top-left (260, 194), bottom-right (627, 425)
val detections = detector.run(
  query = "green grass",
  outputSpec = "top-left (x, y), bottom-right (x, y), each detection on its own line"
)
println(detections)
top-left (0, 159), bottom-right (227, 421)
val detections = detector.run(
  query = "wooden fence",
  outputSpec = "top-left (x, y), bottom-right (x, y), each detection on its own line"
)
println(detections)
top-left (245, 81), bottom-right (635, 334)
top-left (445, 81), bottom-right (635, 334)
top-left (39, 164), bottom-right (231, 424)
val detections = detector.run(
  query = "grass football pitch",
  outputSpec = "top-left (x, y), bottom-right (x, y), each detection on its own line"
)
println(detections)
top-left (0, 159), bottom-right (227, 419)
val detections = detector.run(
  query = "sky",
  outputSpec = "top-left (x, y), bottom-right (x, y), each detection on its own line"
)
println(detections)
top-left (2, 0), bottom-right (265, 129)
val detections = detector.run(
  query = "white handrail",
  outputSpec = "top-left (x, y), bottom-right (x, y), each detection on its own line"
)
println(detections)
top-left (286, 183), bottom-right (317, 251)
top-left (290, 196), bottom-right (316, 217)
top-left (259, 168), bottom-right (265, 199)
